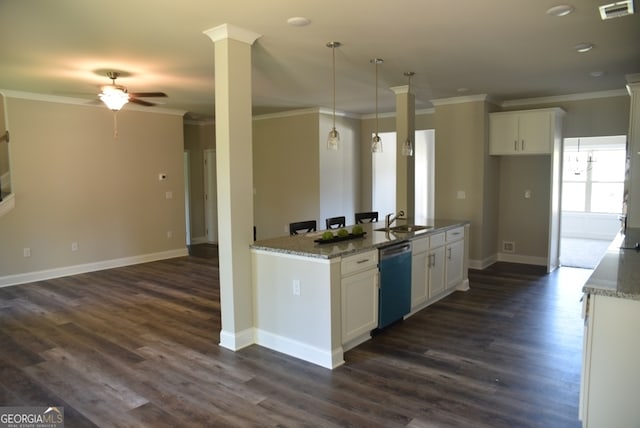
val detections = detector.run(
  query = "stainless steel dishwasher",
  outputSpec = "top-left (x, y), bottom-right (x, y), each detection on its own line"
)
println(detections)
top-left (378, 241), bottom-right (412, 329)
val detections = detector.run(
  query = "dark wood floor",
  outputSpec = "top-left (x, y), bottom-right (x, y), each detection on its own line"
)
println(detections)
top-left (0, 244), bottom-right (591, 427)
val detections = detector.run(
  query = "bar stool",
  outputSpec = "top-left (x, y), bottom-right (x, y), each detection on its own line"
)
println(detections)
top-left (355, 211), bottom-right (378, 223)
top-left (289, 220), bottom-right (317, 235)
top-left (325, 216), bottom-right (346, 230)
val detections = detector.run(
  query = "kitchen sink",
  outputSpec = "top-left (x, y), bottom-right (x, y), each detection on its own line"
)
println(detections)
top-left (375, 225), bottom-right (432, 233)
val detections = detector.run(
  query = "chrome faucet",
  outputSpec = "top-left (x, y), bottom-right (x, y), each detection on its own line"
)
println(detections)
top-left (385, 210), bottom-right (405, 230)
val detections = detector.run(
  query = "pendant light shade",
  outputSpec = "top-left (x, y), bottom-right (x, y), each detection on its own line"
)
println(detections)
top-left (401, 71), bottom-right (415, 157)
top-left (327, 41), bottom-right (341, 150)
top-left (371, 58), bottom-right (384, 153)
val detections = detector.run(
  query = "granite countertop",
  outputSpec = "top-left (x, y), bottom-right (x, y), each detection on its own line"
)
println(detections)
top-left (250, 219), bottom-right (469, 259)
top-left (583, 227), bottom-right (640, 300)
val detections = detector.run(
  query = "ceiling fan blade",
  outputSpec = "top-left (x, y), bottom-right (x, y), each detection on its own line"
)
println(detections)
top-left (129, 98), bottom-right (156, 107)
top-left (128, 92), bottom-right (167, 98)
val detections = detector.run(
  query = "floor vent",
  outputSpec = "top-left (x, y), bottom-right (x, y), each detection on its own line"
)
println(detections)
top-left (502, 241), bottom-right (515, 253)
top-left (599, 0), bottom-right (634, 20)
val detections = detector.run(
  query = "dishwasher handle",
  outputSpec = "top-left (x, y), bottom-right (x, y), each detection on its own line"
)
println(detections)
top-left (380, 242), bottom-right (412, 259)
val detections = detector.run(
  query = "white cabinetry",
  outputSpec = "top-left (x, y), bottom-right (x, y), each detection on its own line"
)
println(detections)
top-left (411, 236), bottom-right (428, 308)
top-left (445, 227), bottom-right (465, 289)
top-left (428, 233), bottom-right (446, 298)
top-left (490, 108), bottom-right (563, 155)
top-left (341, 250), bottom-right (379, 349)
top-left (410, 227), bottom-right (466, 314)
top-left (580, 294), bottom-right (640, 427)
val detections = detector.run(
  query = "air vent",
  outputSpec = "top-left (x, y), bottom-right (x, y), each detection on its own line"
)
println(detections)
top-left (599, 0), bottom-right (635, 20)
top-left (502, 241), bottom-right (515, 253)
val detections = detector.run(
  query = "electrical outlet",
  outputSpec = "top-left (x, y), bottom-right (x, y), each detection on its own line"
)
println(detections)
top-left (23, 248), bottom-right (31, 257)
top-left (165, 191), bottom-right (173, 199)
top-left (71, 242), bottom-right (78, 252)
top-left (167, 230), bottom-right (173, 239)
top-left (503, 241), bottom-right (515, 253)
top-left (292, 279), bottom-right (301, 296)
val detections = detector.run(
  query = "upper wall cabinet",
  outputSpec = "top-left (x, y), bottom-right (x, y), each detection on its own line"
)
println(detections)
top-left (489, 108), bottom-right (564, 155)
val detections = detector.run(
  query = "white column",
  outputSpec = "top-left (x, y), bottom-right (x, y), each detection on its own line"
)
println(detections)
top-left (392, 85), bottom-right (415, 220)
top-left (203, 24), bottom-right (261, 350)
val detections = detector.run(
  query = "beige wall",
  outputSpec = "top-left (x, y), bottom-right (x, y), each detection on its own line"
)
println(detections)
top-left (433, 100), bottom-right (498, 266)
top-left (492, 95), bottom-right (630, 263)
top-left (0, 97), bottom-right (186, 281)
top-left (184, 122), bottom-right (215, 242)
top-left (319, 112), bottom-right (360, 226)
top-left (503, 95), bottom-right (630, 137)
top-left (252, 110), bottom-right (360, 239)
top-left (253, 112), bottom-right (321, 239)
top-left (0, 93), bottom-right (10, 197)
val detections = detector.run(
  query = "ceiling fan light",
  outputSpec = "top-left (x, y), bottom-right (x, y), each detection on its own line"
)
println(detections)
top-left (99, 87), bottom-right (129, 111)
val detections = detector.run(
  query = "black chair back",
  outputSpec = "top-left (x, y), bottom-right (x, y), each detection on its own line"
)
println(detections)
top-left (325, 216), bottom-right (346, 230)
top-left (289, 220), bottom-right (317, 235)
top-left (355, 211), bottom-right (379, 223)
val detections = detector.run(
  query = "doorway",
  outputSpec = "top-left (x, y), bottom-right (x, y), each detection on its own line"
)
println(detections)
top-left (559, 135), bottom-right (626, 269)
top-left (372, 130), bottom-right (435, 221)
top-left (183, 151), bottom-right (192, 246)
top-left (204, 149), bottom-right (218, 243)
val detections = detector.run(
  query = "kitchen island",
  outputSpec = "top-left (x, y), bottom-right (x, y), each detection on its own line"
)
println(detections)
top-left (579, 228), bottom-right (640, 427)
top-left (250, 219), bottom-right (470, 369)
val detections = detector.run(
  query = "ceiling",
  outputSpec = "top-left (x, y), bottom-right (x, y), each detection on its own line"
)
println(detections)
top-left (1, 0), bottom-right (639, 121)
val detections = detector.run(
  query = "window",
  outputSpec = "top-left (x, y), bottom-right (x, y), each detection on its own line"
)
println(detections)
top-left (562, 136), bottom-right (626, 214)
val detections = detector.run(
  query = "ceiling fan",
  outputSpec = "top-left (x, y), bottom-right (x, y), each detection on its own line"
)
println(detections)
top-left (98, 71), bottom-right (167, 111)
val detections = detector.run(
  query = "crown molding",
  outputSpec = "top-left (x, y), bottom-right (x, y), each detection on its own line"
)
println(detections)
top-left (253, 107), bottom-right (360, 121)
top-left (203, 24), bottom-right (261, 45)
top-left (500, 89), bottom-right (628, 107)
top-left (430, 94), bottom-right (489, 106)
top-left (0, 89), bottom-right (186, 116)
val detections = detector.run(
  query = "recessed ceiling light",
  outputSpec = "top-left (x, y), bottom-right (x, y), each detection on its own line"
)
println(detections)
top-left (590, 70), bottom-right (606, 78)
top-left (457, 88), bottom-right (470, 93)
top-left (546, 4), bottom-right (575, 16)
top-left (286, 17), bottom-right (311, 27)
top-left (574, 43), bottom-right (594, 53)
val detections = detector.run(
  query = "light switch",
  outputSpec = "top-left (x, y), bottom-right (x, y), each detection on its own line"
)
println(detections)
top-left (525, 190), bottom-right (532, 199)
top-left (456, 190), bottom-right (466, 199)
top-left (165, 191), bottom-right (173, 199)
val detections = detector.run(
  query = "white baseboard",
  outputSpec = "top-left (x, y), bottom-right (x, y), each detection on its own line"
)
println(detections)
top-left (190, 236), bottom-right (209, 245)
top-left (0, 248), bottom-right (189, 288)
top-left (497, 252), bottom-right (547, 266)
top-left (254, 329), bottom-right (344, 370)
top-left (469, 255), bottom-right (497, 270)
top-left (219, 327), bottom-right (255, 351)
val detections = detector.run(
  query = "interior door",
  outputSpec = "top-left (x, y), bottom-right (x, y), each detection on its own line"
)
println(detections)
top-left (204, 149), bottom-right (218, 243)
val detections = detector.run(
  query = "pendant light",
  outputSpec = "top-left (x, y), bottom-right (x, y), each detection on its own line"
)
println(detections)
top-left (371, 58), bottom-right (384, 153)
top-left (401, 71), bottom-right (415, 157)
top-left (326, 41), bottom-right (341, 150)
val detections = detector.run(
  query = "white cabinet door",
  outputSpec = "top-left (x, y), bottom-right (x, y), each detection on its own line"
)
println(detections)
top-left (428, 246), bottom-right (446, 298)
top-left (445, 239), bottom-right (464, 289)
top-left (489, 109), bottom-right (556, 155)
top-left (411, 250), bottom-right (428, 308)
top-left (341, 266), bottom-right (379, 345)
top-left (411, 237), bottom-right (428, 309)
top-left (518, 110), bottom-right (552, 154)
top-left (489, 113), bottom-right (519, 155)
